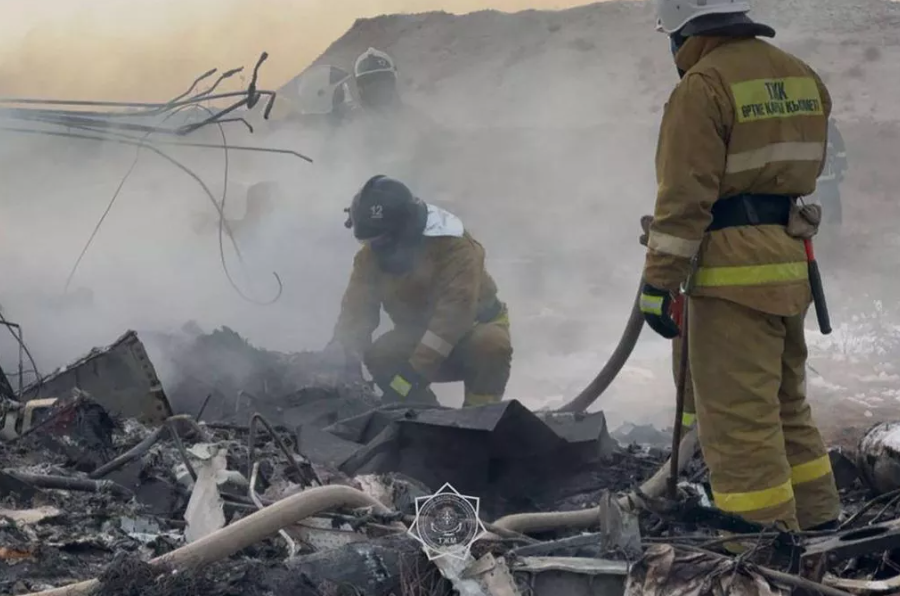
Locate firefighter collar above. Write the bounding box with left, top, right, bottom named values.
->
left=675, top=35, right=734, bottom=73
left=423, top=204, right=464, bottom=238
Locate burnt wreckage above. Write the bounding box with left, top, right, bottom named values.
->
left=1, top=325, right=900, bottom=596
left=0, top=52, right=899, bottom=596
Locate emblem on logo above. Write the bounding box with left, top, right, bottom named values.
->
left=407, top=483, right=487, bottom=561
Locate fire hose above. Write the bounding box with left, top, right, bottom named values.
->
left=556, top=215, right=654, bottom=414
left=493, top=427, right=699, bottom=534
left=493, top=214, right=697, bottom=536
left=527, top=211, right=833, bottom=535
left=555, top=280, right=646, bottom=413
left=20, top=485, right=398, bottom=596
left=20, top=217, right=703, bottom=596
left=18, top=272, right=690, bottom=594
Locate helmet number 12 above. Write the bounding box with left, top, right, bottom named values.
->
left=370, top=205, right=383, bottom=219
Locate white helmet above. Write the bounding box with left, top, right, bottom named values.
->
left=354, top=47, right=397, bottom=79
left=655, top=0, right=751, bottom=35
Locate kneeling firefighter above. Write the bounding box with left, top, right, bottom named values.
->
left=327, top=175, right=512, bottom=407
left=640, top=0, right=841, bottom=531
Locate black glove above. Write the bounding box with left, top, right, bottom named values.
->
left=379, top=362, right=429, bottom=403
left=639, top=283, right=681, bottom=339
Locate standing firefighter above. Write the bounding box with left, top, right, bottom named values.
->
left=327, top=175, right=512, bottom=407
left=640, top=215, right=697, bottom=433
left=640, top=0, right=841, bottom=531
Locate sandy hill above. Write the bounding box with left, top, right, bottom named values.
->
left=278, top=0, right=900, bottom=250
left=281, top=0, right=900, bottom=128
left=3, top=1, right=896, bottom=425
left=272, top=0, right=900, bottom=418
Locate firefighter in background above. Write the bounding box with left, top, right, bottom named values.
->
left=326, top=175, right=512, bottom=407
left=352, top=47, right=438, bottom=133
left=348, top=48, right=450, bottom=205
left=813, top=119, right=848, bottom=227
left=640, top=0, right=841, bottom=531
left=354, top=47, right=403, bottom=111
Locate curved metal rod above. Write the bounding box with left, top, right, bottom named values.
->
left=246, top=52, right=269, bottom=110
left=0, top=98, right=167, bottom=108
left=88, top=426, right=165, bottom=479
left=192, top=68, right=243, bottom=101
left=176, top=98, right=248, bottom=135
left=167, top=68, right=218, bottom=105
left=1, top=105, right=255, bottom=137
left=189, top=102, right=287, bottom=305
left=62, top=103, right=242, bottom=294
left=63, top=142, right=143, bottom=293
left=3, top=111, right=192, bottom=136
left=248, top=412, right=319, bottom=487
left=1, top=125, right=283, bottom=304
left=18, top=120, right=309, bottom=161
left=0, top=89, right=276, bottom=115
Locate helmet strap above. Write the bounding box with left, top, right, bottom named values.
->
left=669, top=32, right=688, bottom=78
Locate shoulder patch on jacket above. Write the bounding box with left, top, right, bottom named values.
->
left=423, top=204, right=464, bottom=238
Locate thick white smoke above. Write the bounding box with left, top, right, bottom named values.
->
left=0, top=0, right=898, bottom=434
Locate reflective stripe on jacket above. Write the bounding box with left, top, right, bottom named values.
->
left=644, top=36, right=832, bottom=316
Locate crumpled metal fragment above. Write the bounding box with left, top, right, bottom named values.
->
left=625, top=544, right=789, bottom=596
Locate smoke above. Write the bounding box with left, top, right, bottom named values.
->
left=0, top=0, right=890, bottom=430
left=0, top=0, right=609, bottom=100
left=0, top=0, right=669, bottom=424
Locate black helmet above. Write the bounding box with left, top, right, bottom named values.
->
left=345, top=175, right=427, bottom=245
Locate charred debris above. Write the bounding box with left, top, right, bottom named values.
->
left=0, top=326, right=898, bottom=596
left=0, top=54, right=898, bottom=596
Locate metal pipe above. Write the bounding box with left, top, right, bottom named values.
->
left=248, top=412, right=319, bottom=487
left=89, top=414, right=206, bottom=480
left=3, top=471, right=132, bottom=498
left=88, top=427, right=166, bottom=479
left=491, top=427, right=699, bottom=534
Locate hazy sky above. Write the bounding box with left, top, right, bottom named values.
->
left=0, top=0, right=600, bottom=101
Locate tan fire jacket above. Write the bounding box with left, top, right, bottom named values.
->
left=333, top=206, right=501, bottom=380
left=644, top=36, right=832, bottom=316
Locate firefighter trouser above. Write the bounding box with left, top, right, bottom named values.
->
left=364, top=316, right=512, bottom=407
left=672, top=333, right=695, bottom=434
left=689, top=296, right=840, bottom=530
